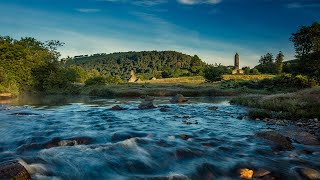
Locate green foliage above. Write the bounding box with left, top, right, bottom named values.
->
left=283, top=59, right=299, bottom=74
left=255, top=53, right=277, bottom=74
left=222, top=74, right=317, bottom=91
left=250, top=68, right=261, bottom=75
left=85, top=76, right=107, bottom=86
left=290, top=22, right=320, bottom=57
left=290, top=22, right=320, bottom=82
left=65, top=51, right=205, bottom=80
left=67, top=65, right=88, bottom=83
left=242, top=67, right=251, bottom=75
left=190, top=55, right=205, bottom=75
left=231, top=87, right=320, bottom=120
left=203, top=65, right=227, bottom=82
left=255, top=52, right=285, bottom=75
left=275, top=51, right=284, bottom=74
left=0, top=35, right=63, bottom=93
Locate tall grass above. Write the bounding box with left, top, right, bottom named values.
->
left=231, top=87, right=320, bottom=120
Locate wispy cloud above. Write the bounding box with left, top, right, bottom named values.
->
left=177, top=0, right=221, bottom=5
left=97, top=0, right=167, bottom=6
left=133, top=0, right=167, bottom=6
left=286, top=2, right=320, bottom=9
left=75, top=8, right=101, bottom=13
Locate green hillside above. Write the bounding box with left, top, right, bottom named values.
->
left=64, top=51, right=206, bottom=80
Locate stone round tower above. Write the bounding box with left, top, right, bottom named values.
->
left=234, top=53, right=240, bottom=70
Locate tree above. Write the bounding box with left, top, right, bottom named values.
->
left=290, top=22, right=320, bottom=58
left=290, top=22, right=320, bottom=81
left=256, top=53, right=276, bottom=74
left=275, top=51, right=284, bottom=74
left=204, top=65, right=227, bottom=82
left=250, top=68, right=260, bottom=75
left=242, top=67, right=251, bottom=75
left=190, top=55, right=204, bottom=75
left=259, top=53, right=274, bottom=64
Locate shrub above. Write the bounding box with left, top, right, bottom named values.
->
left=204, top=65, right=226, bottom=82
left=85, top=76, right=107, bottom=86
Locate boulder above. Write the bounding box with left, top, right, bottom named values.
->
left=0, top=160, right=31, bottom=180
left=160, top=107, right=170, bottom=112
left=111, top=105, right=126, bottom=111
left=44, top=137, right=93, bottom=148
left=256, top=131, right=294, bottom=151
left=253, top=168, right=271, bottom=178
left=138, top=100, right=155, bottom=109
left=280, top=130, right=320, bottom=145
left=295, top=167, right=320, bottom=180
left=170, top=94, right=188, bottom=103
left=208, top=106, right=218, bottom=111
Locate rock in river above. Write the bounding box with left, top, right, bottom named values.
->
left=160, top=107, right=170, bottom=112
left=280, top=130, right=320, bottom=145
left=295, top=167, right=320, bottom=180
left=111, top=105, right=126, bottom=111
left=256, top=131, right=294, bottom=151
left=170, top=94, right=188, bottom=103
left=208, top=106, right=218, bottom=111
left=138, top=100, right=155, bottom=109
left=0, top=160, right=31, bottom=180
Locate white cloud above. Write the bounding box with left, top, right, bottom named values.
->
left=75, top=8, right=101, bottom=13
left=177, top=0, right=221, bottom=5
left=286, top=2, right=320, bottom=9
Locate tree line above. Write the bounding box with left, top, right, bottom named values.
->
left=0, top=22, right=319, bottom=95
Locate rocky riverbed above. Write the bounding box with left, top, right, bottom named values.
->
left=0, top=96, right=319, bottom=179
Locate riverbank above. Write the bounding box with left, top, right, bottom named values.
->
left=230, top=86, right=320, bottom=137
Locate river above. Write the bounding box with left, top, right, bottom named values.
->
left=0, top=96, right=319, bottom=179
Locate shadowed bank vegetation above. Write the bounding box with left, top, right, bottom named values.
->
left=231, top=87, right=320, bottom=120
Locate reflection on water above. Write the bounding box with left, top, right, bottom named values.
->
left=0, top=95, right=319, bottom=179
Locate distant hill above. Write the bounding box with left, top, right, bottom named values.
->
left=64, top=51, right=206, bottom=80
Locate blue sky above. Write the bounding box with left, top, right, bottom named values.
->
left=0, top=0, right=319, bottom=67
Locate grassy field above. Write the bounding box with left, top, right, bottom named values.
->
left=139, top=76, right=206, bottom=84
left=135, top=75, right=275, bottom=84
left=222, top=74, right=275, bottom=81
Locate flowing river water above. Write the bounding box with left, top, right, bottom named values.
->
left=0, top=96, right=319, bottom=179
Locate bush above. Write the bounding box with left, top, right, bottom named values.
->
left=204, top=65, right=227, bottom=82
left=85, top=76, right=107, bottom=86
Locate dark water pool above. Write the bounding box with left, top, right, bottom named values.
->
left=0, top=96, right=319, bottom=179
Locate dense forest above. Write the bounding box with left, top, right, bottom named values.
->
left=64, top=51, right=206, bottom=80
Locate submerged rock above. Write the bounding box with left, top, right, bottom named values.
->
left=138, top=100, right=156, bottom=109
left=175, top=148, right=201, bottom=160
left=208, top=106, right=218, bottom=111
left=280, top=130, right=320, bottom=145
left=0, top=160, right=31, bottom=180
left=253, top=168, right=271, bottom=178
left=295, top=167, right=320, bottom=180
left=179, top=134, right=192, bottom=140
left=11, top=112, right=39, bottom=116
left=170, top=94, right=188, bottom=103
left=191, top=163, right=218, bottom=180
left=111, top=105, right=126, bottom=111
left=256, top=131, right=294, bottom=151
left=159, top=107, right=170, bottom=112
left=44, top=137, right=93, bottom=149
